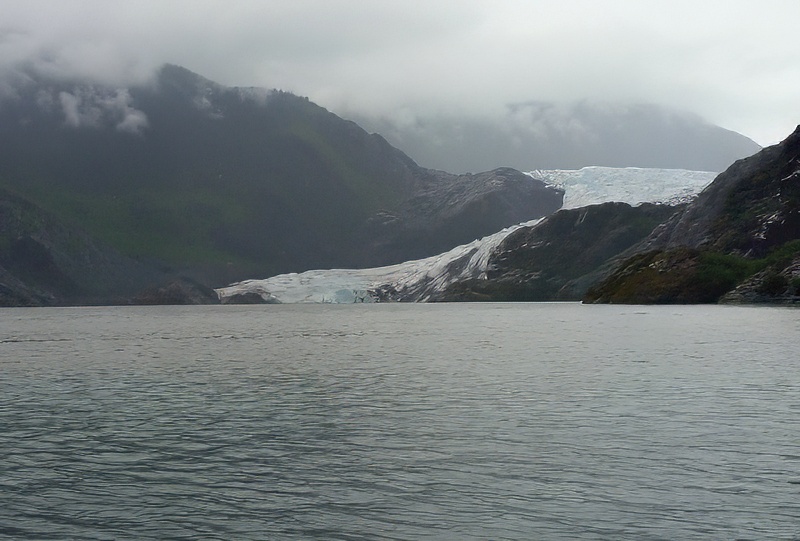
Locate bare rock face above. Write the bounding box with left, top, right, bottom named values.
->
left=0, top=266, right=55, bottom=307
left=585, top=125, right=800, bottom=304
left=720, top=254, right=800, bottom=304
left=641, top=126, right=800, bottom=256
left=359, top=167, right=563, bottom=266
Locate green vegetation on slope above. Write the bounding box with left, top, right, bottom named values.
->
left=0, top=68, right=419, bottom=282
left=584, top=241, right=800, bottom=304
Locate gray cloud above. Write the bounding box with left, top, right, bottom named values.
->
left=58, top=91, right=85, bottom=127
left=1, top=0, right=799, bottom=144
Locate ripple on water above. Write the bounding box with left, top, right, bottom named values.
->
left=1, top=304, right=799, bottom=540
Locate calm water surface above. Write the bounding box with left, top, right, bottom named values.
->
left=1, top=303, right=799, bottom=540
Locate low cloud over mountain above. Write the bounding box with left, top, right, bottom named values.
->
left=353, top=101, right=761, bottom=173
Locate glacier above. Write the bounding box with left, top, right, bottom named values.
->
left=531, top=166, right=718, bottom=210
left=216, top=167, right=718, bottom=304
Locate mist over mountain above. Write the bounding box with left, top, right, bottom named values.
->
left=0, top=62, right=784, bottom=306
left=352, top=101, right=761, bottom=174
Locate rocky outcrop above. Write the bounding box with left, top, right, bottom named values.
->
left=637, top=127, right=800, bottom=256
left=360, top=167, right=563, bottom=265
left=720, top=253, right=800, bottom=304
left=585, top=125, right=800, bottom=304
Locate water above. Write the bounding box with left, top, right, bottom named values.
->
left=1, top=303, right=798, bottom=540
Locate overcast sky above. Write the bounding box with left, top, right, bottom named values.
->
left=2, top=0, right=798, bottom=145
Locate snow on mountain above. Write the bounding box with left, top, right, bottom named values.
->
left=216, top=167, right=718, bottom=304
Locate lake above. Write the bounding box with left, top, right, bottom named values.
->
left=1, top=303, right=798, bottom=540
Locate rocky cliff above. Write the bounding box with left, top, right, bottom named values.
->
left=585, top=126, right=800, bottom=304
left=359, top=167, right=562, bottom=264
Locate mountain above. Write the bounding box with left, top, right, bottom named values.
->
left=585, top=126, right=800, bottom=304
left=0, top=65, right=562, bottom=287
left=216, top=167, right=714, bottom=304
left=352, top=101, right=761, bottom=174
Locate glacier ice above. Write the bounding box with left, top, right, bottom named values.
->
left=529, top=166, right=717, bottom=209
left=218, top=218, right=539, bottom=304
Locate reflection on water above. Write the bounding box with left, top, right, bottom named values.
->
left=1, top=304, right=799, bottom=540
